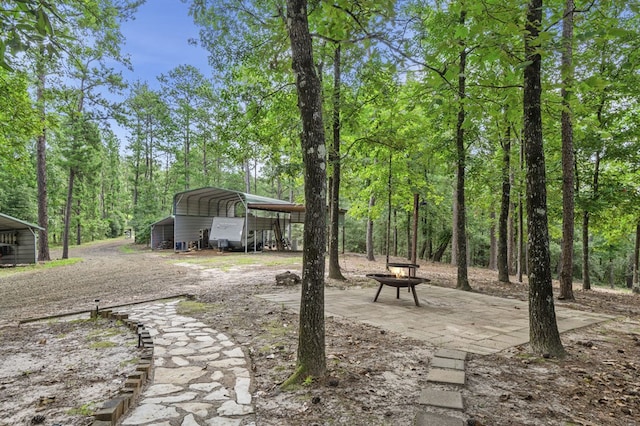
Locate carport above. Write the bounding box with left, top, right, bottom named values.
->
left=160, top=187, right=307, bottom=252
left=150, top=216, right=175, bottom=250
left=0, top=213, right=43, bottom=265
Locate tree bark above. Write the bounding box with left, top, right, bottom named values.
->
left=517, top=137, right=525, bottom=282
left=559, top=0, right=575, bottom=300
left=498, top=125, right=511, bottom=283
left=507, top=169, right=516, bottom=274
left=455, top=9, right=471, bottom=291
left=35, top=50, right=50, bottom=262
left=366, top=195, right=375, bottom=261
left=582, top=210, right=591, bottom=290
left=244, top=160, right=251, bottom=193
left=489, top=210, right=497, bottom=270
left=633, top=221, right=639, bottom=294
left=328, top=44, right=345, bottom=280
left=284, top=0, right=326, bottom=384
left=451, top=185, right=458, bottom=266
left=412, top=193, right=419, bottom=267
left=523, top=0, right=565, bottom=357
left=62, top=169, right=76, bottom=260
left=406, top=211, right=411, bottom=260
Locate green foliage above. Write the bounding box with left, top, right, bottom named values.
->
left=1, top=0, right=639, bottom=288
left=0, top=258, right=83, bottom=279
left=66, top=402, right=96, bottom=416
left=0, top=0, right=60, bottom=71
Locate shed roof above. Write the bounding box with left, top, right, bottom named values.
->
left=0, top=213, right=43, bottom=231
left=151, top=216, right=175, bottom=227
left=174, top=187, right=293, bottom=207
left=173, top=187, right=299, bottom=217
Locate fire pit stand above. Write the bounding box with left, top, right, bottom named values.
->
left=366, top=273, right=429, bottom=307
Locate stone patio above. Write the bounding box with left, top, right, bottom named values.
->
left=257, top=284, right=614, bottom=355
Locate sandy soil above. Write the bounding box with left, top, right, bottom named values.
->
left=0, top=239, right=638, bottom=425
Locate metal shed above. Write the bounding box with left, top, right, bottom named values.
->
left=155, top=187, right=306, bottom=251
left=0, top=213, right=43, bottom=265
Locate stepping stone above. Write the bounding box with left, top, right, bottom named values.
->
left=418, top=388, right=464, bottom=410
left=431, top=356, right=465, bottom=370
left=435, top=349, right=467, bottom=360
left=415, top=411, right=465, bottom=426
left=426, top=368, right=466, bottom=385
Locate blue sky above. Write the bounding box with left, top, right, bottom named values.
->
left=118, top=0, right=211, bottom=88
left=109, top=0, right=212, bottom=147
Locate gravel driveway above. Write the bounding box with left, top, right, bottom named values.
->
left=0, top=239, right=200, bottom=326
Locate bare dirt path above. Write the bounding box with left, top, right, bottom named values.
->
left=0, top=239, right=200, bottom=325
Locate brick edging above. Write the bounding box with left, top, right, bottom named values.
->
left=89, top=310, right=154, bottom=426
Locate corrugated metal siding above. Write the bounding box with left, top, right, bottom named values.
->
left=0, top=229, right=37, bottom=264
left=174, top=215, right=214, bottom=250
left=151, top=224, right=174, bottom=250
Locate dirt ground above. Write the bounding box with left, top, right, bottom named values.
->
left=0, top=239, right=639, bottom=425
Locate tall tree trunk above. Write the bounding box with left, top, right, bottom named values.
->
left=455, top=9, right=471, bottom=291
left=489, top=210, right=497, bottom=270
left=523, top=0, right=565, bottom=357
left=633, top=221, right=639, bottom=294
left=244, top=160, right=251, bottom=193
left=582, top=149, right=601, bottom=291
left=36, top=54, right=50, bottom=262
left=498, top=125, right=511, bottom=283
left=517, top=133, right=525, bottom=282
left=284, top=0, right=326, bottom=384
left=328, top=44, right=345, bottom=280
left=559, top=0, right=575, bottom=300
left=582, top=210, right=591, bottom=290
left=508, top=168, right=516, bottom=274
left=76, top=197, right=81, bottom=246
left=412, top=193, right=419, bottom=267
left=406, top=211, right=411, bottom=260
left=393, top=211, right=398, bottom=257
left=62, top=169, right=76, bottom=260
left=451, top=185, right=458, bottom=266
left=366, top=195, right=375, bottom=261
left=609, top=256, right=615, bottom=288
left=386, top=152, right=392, bottom=266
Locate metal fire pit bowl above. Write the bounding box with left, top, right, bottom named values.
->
left=366, top=273, right=430, bottom=307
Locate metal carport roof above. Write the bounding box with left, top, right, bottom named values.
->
left=0, top=213, right=43, bottom=231
left=173, top=187, right=298, bottom=217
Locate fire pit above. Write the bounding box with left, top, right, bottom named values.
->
left=366, top=273, right=429, bottom=307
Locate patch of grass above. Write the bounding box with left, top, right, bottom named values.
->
left=118, top=244, right=137, bottom=254
left=265, top=320, right=291, bottom=337
left=120, top=357, right=139, bottom=367
left=86, top=327, right=121, bottom=340
left=0, top=257, right=83, bottom=279
left=67, top=402, right=96, bottom=416
left=175, top=253, right=301, bottom=270
left=89, top=341, right=117, bottom=349
left=177, top=300, right=212, bottom=315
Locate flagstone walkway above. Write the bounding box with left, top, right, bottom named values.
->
left=115, top=300, right=256, bottom=426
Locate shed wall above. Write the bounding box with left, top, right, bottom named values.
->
left=151, top=224, right=174, bottom=250
left=0, top=229, right=37, bottom=265
left=174, top=215, right=213, bottom=249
